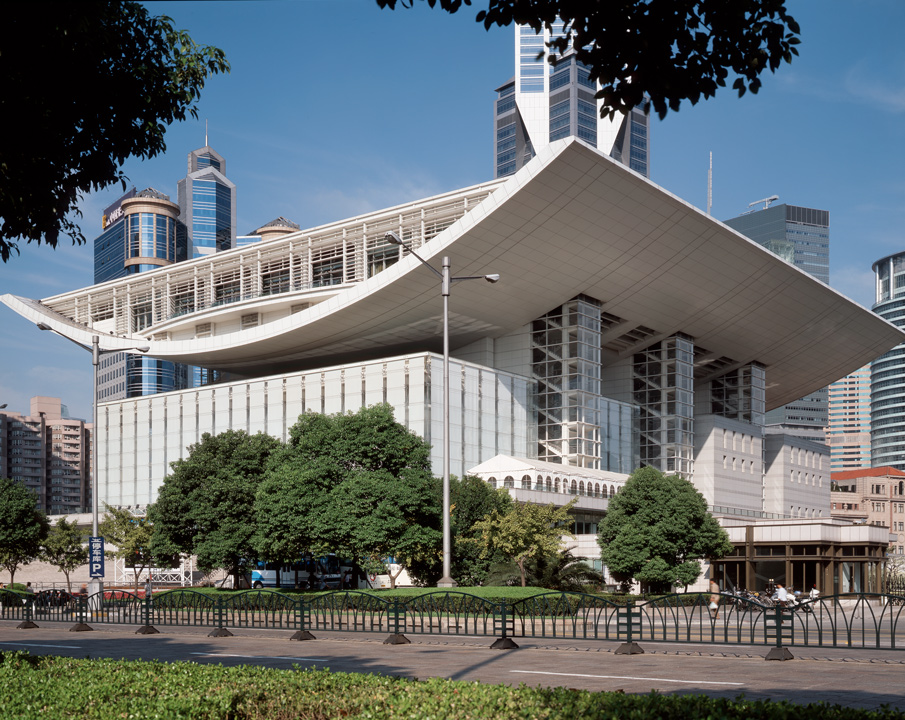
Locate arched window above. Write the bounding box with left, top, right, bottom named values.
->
left=537, top=475, right=544, bottom=491
left=554, top=478, right=560, bottom=493
left=579, top=481, right=585, bottom=496
left=602, top=485, right=608, bottom=498
left=488, top=477, right=497, bottom=488
left=570, top=480, right=577, bottom=495
left=504, top=475, right=515, bottom=489
left=546, top=476, right=552, bottom=492
left=522, top=474, right=531, bottom=490
left=611, top=484, right=616, bottom=496
left=594, top=482, right=600, bottom=498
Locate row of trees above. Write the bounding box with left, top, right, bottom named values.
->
left=149, top=404, right=593, bottom=589
left=0, top=477, right=87, bottom=590
left=1, top=404, right=732, bottom=593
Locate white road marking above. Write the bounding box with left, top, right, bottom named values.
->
left=511, top=670, right=744, bottom=686
left=0, top=642, right=82, bottom=649
left=190, top=652, right=328, bottom=662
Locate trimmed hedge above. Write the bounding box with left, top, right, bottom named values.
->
left=2, top=651, right=903, bottom=720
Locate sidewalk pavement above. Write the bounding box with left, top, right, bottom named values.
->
left=1, top=620, right=903, bottom=711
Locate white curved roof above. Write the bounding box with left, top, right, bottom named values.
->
left=4, top=138, right=902, bottom=409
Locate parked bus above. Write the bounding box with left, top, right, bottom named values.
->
left=250, top=554, right=342, bottom=589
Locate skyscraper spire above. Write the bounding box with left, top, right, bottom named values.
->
left=205, top=119, right=208, bottom=147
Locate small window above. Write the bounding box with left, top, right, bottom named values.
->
left=195, top=322, right=213, bottom=339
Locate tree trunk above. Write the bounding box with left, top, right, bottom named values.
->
left=389, top=566, right=402, bottom=590
left=518, top=559, right=526, bottom=587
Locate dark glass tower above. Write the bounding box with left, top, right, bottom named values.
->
left=177, top=146, right=237, bottom=258
left=92, top=188, right=190, bottom=402
left=725, top=203, right=830, bottom=440
left=871, top=253, right=905, bottom=470
left=494, top=24, right=650, bottom=179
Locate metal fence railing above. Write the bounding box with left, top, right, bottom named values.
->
left=4, top=589, right=904, bottom=657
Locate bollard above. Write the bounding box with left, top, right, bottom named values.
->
left=290, top=595, right=315, bottom=641
left=490, top=601, right=519, bottom=649
left=614, top=600, right=643, bottom=655
left=384, top=599, right=410, bottom=645
left=69, top=592, right=92, bottom=632
left=136, top=588, right=159, bottom=635
left=17, top=594, right=39, bottom=630
left=208, top=595, right=233, bottom=637
left=764, top=604, right=794, bottom=660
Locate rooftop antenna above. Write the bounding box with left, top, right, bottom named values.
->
left=741, top=194, right=779, bottom=215
left=205, top=119, right=208, bottom=147
left=707, top=152, right=712, bottom=216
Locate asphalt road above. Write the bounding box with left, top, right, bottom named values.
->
left=1, top=620, right=903, bottom=711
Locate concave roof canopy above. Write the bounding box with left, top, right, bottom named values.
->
left=4, top=139, right=902, bottom=411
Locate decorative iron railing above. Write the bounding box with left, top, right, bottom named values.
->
left=5, top=589, right=905, bottom=657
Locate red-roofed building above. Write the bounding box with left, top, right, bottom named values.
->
left=831, top=467, right=905, bottom=555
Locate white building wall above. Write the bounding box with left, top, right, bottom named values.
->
left=763, top=433, right=830, bottom=518
left=693, top=414, right=764, bottom=514
left=96, top=353, right=533, bottom=508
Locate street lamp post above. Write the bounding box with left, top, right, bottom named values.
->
left=37, top=323, right=149, bottom=596
left=384, top=231, right=499, bottom=587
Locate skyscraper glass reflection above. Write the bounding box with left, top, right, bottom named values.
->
left=494, top=22, right=650, bottom=179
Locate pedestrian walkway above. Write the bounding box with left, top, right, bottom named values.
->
left=1, top=621, right=902, bottom=711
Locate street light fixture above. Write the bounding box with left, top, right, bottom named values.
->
left=384, top=231, right=499, bottom=587
left=37, top=322, right=149, bottom=596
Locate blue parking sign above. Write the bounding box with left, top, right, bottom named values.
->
left=89, top=536, right=105, bottom=578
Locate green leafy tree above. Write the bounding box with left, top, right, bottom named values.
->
left=326, top=468, right=441, bottom=589
left=254, top=405, right=441, bottom=587
left=378, top=0, right=800, bottom=119
left=0, top=477, right=49, bottom=585
left=405, top=475, right=513, bottom=586
left=99, top=504, right=154, bottom=593
left=0, top=2, right=229, bottom=262
left=597, top=466, right=733, bottom=593
left=473, top=498, right=576, bottom=587
left=451, top=475, right=512, bottom=586
left=39, top=517, right=88, bottom=594
left=149, top=429, right=282, bottom=586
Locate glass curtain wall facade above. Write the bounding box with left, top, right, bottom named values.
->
left=95, top=353, right=533, bottom=507
left=494, top=23, right=650, bottom=179
left=532, top=295, right=638, bottom=473
left=177, top=146, right=237, bottom=258
left=709, top=364, right=766, bottom=426
left=871, top=253, right=905, bottom=469
left=92, top=189, right=190, bottom=403
left=633, top=334, right=695, bottom=474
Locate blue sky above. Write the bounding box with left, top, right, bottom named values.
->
left=1, top=0, right=903, bottom=422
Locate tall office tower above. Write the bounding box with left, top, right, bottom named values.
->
left=826, top=365, right=872, bottom=472
left=93, top=189, right=190, bottom=402
left=871, top=252, right=905, bottom=470
left=725, top=203, right=830, bottom=440
left=493, top=23, right=650, bottom=179
left=0, top=397, right=91, bottom=514
left=177, top=145, right=237, bottom=258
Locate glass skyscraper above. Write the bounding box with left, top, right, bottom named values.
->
left=725, top=204, right=830, bottom=440
left=494, top=22, right=650, bottom=179
left=93, top=189, right=191, bottom=402
left=871, top=253, right=905, bottom=470
left=177, top=145, right=237, bottom=258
